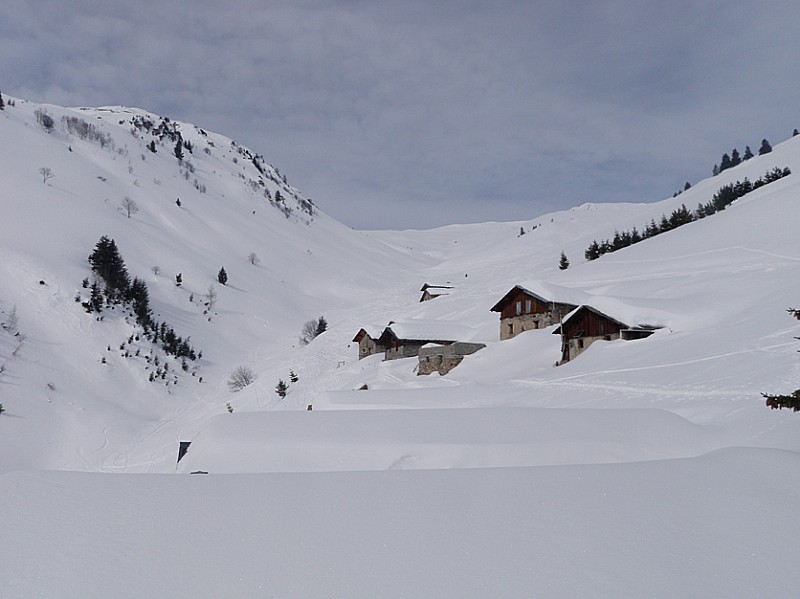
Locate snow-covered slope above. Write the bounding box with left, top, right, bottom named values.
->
left=2, top=95, right=799, bottom=598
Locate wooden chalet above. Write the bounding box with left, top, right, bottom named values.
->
left=553, top=305, right=659, bottom=364
left=490, top=285, right=576, bottom=340
left=352, top=328, right=386, bottom=360
left=419, top=283, right=453, bottom=302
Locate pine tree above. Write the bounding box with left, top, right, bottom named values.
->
left=89, top=282, right=104, bottom=312
left=794, top=129, right=799, bottom=137
left=217, top=267, right=228, bottom=285
left=275, top=379, right=288, bottom=399
left=719, top=153, right=732, bottom=172
left=730, top=148, right=741, bottom=166
left=558, top=251, right=569, bottom=270
left=712, top=164, right=719, bottom=176
left=89, top=236, right=130, bottom=296
left=758, top=139, right=772, bottom=155
left=174, top=138, right=184, bottom=161
left=290, top=370, right=299, bottom=383
left=684, top=181, right=691, bottom=191
left=0, top=91, right=5, bottom=111
left=762, top=308, right=800, bottom=411
left=127, top=277, right=151, bottom=327
left=584, top=240, right=600, bottom=261
left=743, top=146, right=754, bottom=160
left=148, top=140, right=157, bottom=153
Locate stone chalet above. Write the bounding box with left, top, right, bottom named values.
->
left=352, top=328, right=386, bottom=360
left=378, top=323, right=457, bottom=361
left=419, top=283, right=453, bottom=302
left=417, top=342, right=485, bottom=376
left=490, top=285, right=577, bottom=340
left=553, top=305, right=660, bottom=364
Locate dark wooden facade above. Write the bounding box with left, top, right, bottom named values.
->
left=553, top=306, right=627, bottom=363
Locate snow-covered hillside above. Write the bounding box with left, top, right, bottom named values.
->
left=2, top=95, right=799, bottom=598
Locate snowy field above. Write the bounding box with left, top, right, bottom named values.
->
left=1, top=96, right=799, bottom=597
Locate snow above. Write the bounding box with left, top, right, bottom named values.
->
left=1, top=94, right=799, bottom=597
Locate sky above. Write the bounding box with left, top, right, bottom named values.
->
left=2, top=1, right=799, bottom=230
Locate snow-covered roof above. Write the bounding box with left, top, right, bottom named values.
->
left=382, top=320, right=479, bottom=343
left=490, top=281, right=587, bottom=312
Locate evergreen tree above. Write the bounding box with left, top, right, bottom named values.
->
left=0, top=91, right=4, bottom=110
left=127, top=277, right=151, bottom=327
left=174, top=138, right=184, bottom=161
left=762, top=308, right=800, bottom=411
left=148, top=140, right=157, bottom=153
left=684, top=181, right=691, bottom=191
left=719, top=153, right=732, bottom=172
left=794, top=129, right=799, bottom=137
left=730, top=148, right=741, bottom=166
left=175, top=273, right=182, bottom=287
left=89, top=236, right=130, bottom=296
left=669, top=204, right=694, bottom=228
left=758, top=138, right=772, bottom=155
left=290, top=370, right=299, bottom=383
left=217, top=267, right=228, bottom=285
left=584, top=240, right=600, bottom=261
left=89, top=282, right=104, bottom=312
left=558, top=251, right=569, bottom=270
left=743, top=145, right=754, bottom=160
left=712, top=164, right=719, bottom=176
left=275, top=379, right=288, bottom=399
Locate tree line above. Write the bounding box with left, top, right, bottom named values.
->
left=585, top=167, right=791, bottom=261
left=86, top=236, right=198, bottom=361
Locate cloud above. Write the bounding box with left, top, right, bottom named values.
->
left=2, top=1, right=799, bottom=229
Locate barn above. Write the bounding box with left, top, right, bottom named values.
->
left=553, top=305, right=660, bottom=364
left=419, top=283, right=453, bottom=302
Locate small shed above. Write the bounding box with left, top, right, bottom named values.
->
left=490, top=285, right=576, bottom=340
left=352, top=328, right=385, bottom=360
left=417, top=342, right=486, bottom=375
left=419, top=283, right=453, bottom=302
left=553, top=305, right=659, bottom=364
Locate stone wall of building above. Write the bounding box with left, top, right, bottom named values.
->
left=418, top=342, right=486, bottom=375
left=500, top=311, right=562, bottom=340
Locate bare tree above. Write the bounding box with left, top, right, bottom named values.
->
left=39, top=167, right=54, bottom=184
left=247, top=252, right=260, bottom=265
left=205, top=284, right=218, bottom=311
left=228, top=366, right=256, bottom=391
left=121, top=197, right=139, bottom=218
left=300, top=316, right=326, bottom=344
left=151, top=265, right=161, bottom=276
left=34, top=109, right=54, bottom=132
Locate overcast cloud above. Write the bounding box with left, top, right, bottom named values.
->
left=2, top=1, right=799, bottom=229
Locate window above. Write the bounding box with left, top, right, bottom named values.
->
left=515, top=301, right=522, bottom=315
left=525, top=299, right=532, bottom=313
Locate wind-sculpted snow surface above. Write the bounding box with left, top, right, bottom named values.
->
left=177, top=407, right=721, bottom=473
left=2, top=95, right=800, bottom=596
left=3, top=448, right=800, bottom=598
